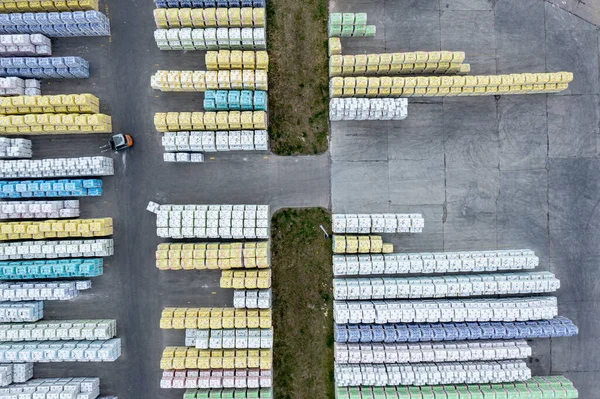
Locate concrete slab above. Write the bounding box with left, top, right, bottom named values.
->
left=388, top=160, right=445, bottom=205
left=444, top=167, right=499, bottom=244
left=385, top=8, right=442, bottom=51
left=440, top=10, right=497, bottom=73
left=331, top=160, right=389, bottom=212
left=442, top=97, right=499, bottom=170
left=548, top=95, right=600, bottom=158
left=384, top=204, right=445, bottom=252
left=546, top=30, right=600, bottom=95
left=495, top=0, right=547, bottom=72
left=549, top=158, right=600, bottom=231
left=550, top=256, right=600, bottom=303
left=545, top=0, right=600, bottom=28
left=552, top=301, right=600, bottom=373
left=331, top=122, right=389, bottom=161
left=441, top=0, right=494, bottom=11
left=498, top=95, right=548, bottom=170
left=387, top=103, right=444, bottom=167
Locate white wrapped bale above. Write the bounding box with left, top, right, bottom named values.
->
left=0, top=157, right=114, bottom=178
left=0, top=239, right=113, bottom=260
left=332, top=249, right=539, bottom=276
left=330, top=98, right=408, bottom=121
left=154, top=204, right=269, bottom=239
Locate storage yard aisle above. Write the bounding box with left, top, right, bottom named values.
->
left=29, top=0, right=330, bottom=397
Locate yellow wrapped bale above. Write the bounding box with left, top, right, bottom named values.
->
left=0, top=218, right=112, bottom=240
left=154, top=7, right=265, bottom=28
left=1, top=0, right=98, bottom=12
left=329, top=72, right=574, bottom=97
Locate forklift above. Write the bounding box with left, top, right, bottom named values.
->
left=101, top=134, right=134, bottom=153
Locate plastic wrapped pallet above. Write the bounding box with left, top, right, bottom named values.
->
left=333, top=376, right=579, bottom=399
left=0, top=1, right=100, bottom=12
left=0, top=157, right=113, bottom=178
left=154, top=0, right=266, bottom=7
left=333, top=272, right=560, bottom=300
left=233, top=289, right=271, bottom=309
left=0, top=78, right=40, bottom=97
left=0, top=239, right=113, bottom=261
left=0, top=363, right=33, bottom=386
left=333, top=317, right=579, bottom=343
left=334, top=340, right=531, bottom=364
left=160, top=307, right=272, bottom=330
left=0, top=218, right=113, bottom=241
left=154, top=28, right=265, bottom=50
left=156, top=241, right=269, bottom=270
left=0, top=12, right=110, bottom=37
left=328, top=13, right=376, bottom=38
left=0, top=57, right=90, bottom=79
left=0, top=378, right=101, bottom=398
left=332, top=235, right=393, bottom=255
left=155, top=111, right=266, bottom=132
left=154, top=204, right=269, bottom=239
left=329, top=72, right=574, bottom=98
left=0, top=179, right=102, bottom=198
left=0, top=138, right=31, bottom=159
left=0, top=364, right=11, bottom=386
left=162, top=131, right=268, bottom=152
left=0, top=280, right=91, bottom=301
left=183, top=389, right=273, bottom=398
left=203, top=90, right=267, bottom=111
left=163, top=152, right=205, bottom=163
left=0, top=93, right=100, bottom=115
left=160, top=346, right=272, bottom=370
left=219, top=269, right=271, bottom=289
left=333, top=297, right=559, bottom=325
left=332, top=213, right=424, bottom=234
left=162, top=370, right=272, bottom=390
left=0, top=302, right=43, bottom=322
left=154, top=7, right=265, bottom=28
left=0, top=258, right=103, bottom=279
left=187, top=327, right=272, bottom=349
left=1, top=363, right=33, bottom=384
left=329, top=51, right=468, bottom=77
left=330, top=98, right=407, bottom=121
left=205, top=50, right=268, bottom=70
left=328, top=37, right=341, bottom=57
left=151, top=70, right=267, bottom=91
left=0, top=113, right=112, bottom=135
left=0, top=34, right=51, bottom=56
left=0, top=200, right=79, bottom=219
left=0, top=319, right=116, bottom=342
left=0, top=339, right=121, bottom=362
left=335, top=360, right=531, bottom=386
left=332, top=249, right=540, bottom=276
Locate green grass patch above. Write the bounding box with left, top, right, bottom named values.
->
left=267, top=0, right=330, bottom=155
left=271, top=208, right=334, bottom=399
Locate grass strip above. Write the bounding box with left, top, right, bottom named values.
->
left=271, top=208, right=334, bottom=399
left=266, top=0, right=330, bottom=155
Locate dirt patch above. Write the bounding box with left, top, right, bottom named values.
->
left=267, top=0, right=330, bottom=155
left=271, top=208, right=334, bottom=399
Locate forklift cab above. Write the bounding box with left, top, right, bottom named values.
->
left=102, top=134, right=133, bottom=153
left=109, top=134, right=133, bottom=151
